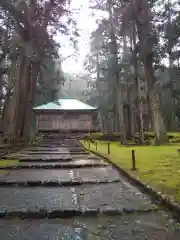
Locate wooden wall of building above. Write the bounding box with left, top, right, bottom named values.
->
left=36, top=112, right=93, bottom=132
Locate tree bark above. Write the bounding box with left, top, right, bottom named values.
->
left=22, top=61, right=40, bottom=141
left=167, top=0, right=176, bottom=131
left=4, top=48, right=29, bottom=144
left=127, top=83, right=134, bottom=138
left=131, top=21, right=144, bottom=143
left=143, top=55, right=168, bottom=144
left=116, top=79, right=127, bottom=144
left=134, top=61, right=144, bottom=143
left=19, top=59, right=32, bottom=142
left=2, top=51, right=17, bottom=137
left=5, top=50, right=24, bottom=142
left=132, top=0, right=168, bottom=144
left=107, top=0, right=127, bottom=144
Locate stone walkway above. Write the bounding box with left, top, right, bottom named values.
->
left=0, top=133, right=179, bottom=239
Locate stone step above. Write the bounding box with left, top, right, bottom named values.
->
left=0, top=167, right=120, bottom=184
left=0, top=213, right=178, bottom=239
left=19, top=158, right=72, bottom=163
left=70, top=152, right=89, bottom=155
left=18, top=159, right=73, bottom=163
left=71, top=155, right=100, bottom=160
left=70, top=148, right=85, bottom=152
left=0, top=183, right=153, bottom=216
left=0, top=187, right=78, bottom=216
left=24, top=147, right=67, bottom=151
left=17, top=151, right=87, bottom=155
left=19, top=151, right=70, bottom=155
left=0, top=161, right=109, bottom=169
left=18, top=158, right=106, bottom=165
left=3, top=155, right=72, bottom=161
left=38, top=144, right=68, bottom=147
left=0, top=179, right=121, bottom=187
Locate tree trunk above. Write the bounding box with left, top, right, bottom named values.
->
left=116, top=79, right=127, bottom=144
left=23, top=61, right=40, bottom=141
left=127, top=83, right=134, bottom=138
left=167, top=0, right=175, bottom=131
left=133, top=0, right=168, bottom=144
left=143, top=55, right=168, bottom=144
left=5, top=51, right=24, bottom=142
left=132, top=21, right=144, bottom=143
left=19, top=60, right=32, bottom=142
left=107, top=1, right=127, bottom=144
left=5, top=48, right=30, bottom=144
left=2, top=52, right=17, bottom=137
left=135, top=67, right=144, bottom=143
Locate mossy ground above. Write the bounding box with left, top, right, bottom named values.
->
left=0, top=160, right=19, bottom=175
left=0, top=170, right=8, bottom=175
left=83, top=133, right=180, bottom=203
left=0, top=160, right=19, bottom=167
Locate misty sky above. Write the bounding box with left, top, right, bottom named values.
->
left=58, top=0, right=180, bottom=73
left=59, top=0, right=106, bottom=73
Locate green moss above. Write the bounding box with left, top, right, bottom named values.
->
left=83, top=139, right=180, bottom=203
left=0, top=160, right=19, bottom=167
left=0, top=170, right=8, bottom=175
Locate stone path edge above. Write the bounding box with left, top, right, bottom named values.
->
left=0, top=179, right=121, bottom=187
left=0, top=163, right=108, bottom=170
left=86, top=148, right=180, bottom=221
left=0, top=207, right=158, bottom=219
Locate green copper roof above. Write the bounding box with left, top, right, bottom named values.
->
left=33, top=98, right=97, bottom=111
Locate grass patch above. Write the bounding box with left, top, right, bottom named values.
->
left=0, top=159, right=19, bottom=167
left=83, top=140, right=180, bottom=203
left=0, top=170, right=8, bottom=175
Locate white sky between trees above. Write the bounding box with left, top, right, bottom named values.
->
left=58, top=0, right=106, bottom=74
left=59, top=0, right=179, bottom=74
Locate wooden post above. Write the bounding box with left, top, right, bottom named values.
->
left=96, top=141, right=98, bottom=150
left=108, top=142, right=110, bottom=154
left=132, top=149, right=136, bottom=170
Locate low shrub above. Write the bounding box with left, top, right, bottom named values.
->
left=83, top=132, right=121, bottom=141
left=83, top=132, right=179, bottom=145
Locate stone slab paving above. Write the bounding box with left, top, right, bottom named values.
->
left=38, top=144, right=69, bottom=148
left=70, top=149, right=85, bottom=153
left=11, top=160, right=109, bottom=168
left=18, top=159, right=106, bottom=165
left=24, top=147, right=69, bottom=151
left=19, top=152, right=71, bottom=155
left=24, top=146, right=70, bottom=151
left=74, top=166, right=121, bottom=182
left=0, top=213, right=180, bottom=239
left=0, top=183, right=153, bottom=213
left=0, top=187, right=77, bottom=212
left=4, top=154, right=72, bottom=161
left=87, top=155, right=102, bottom=159
left=1, top=169, right=75, bottom=182
left=72, top=155, right=101, bottom=160
left=0, top=167, right=120, bottom=184
left=1, top=135, right=180, bottom=239
left=18, top=159, right=73, bottom=163
left=70, top=152, right=89, bottom=155
left=0, top=163, right=109, bottom=170
left=77, top=182, right=153, bottom=212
